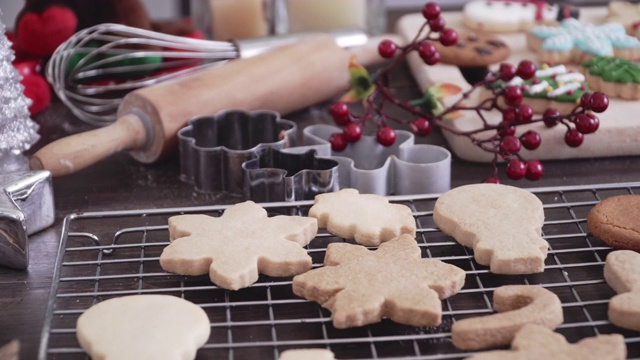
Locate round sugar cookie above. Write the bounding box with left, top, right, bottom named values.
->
left=587, top=194, right=640, bottom=252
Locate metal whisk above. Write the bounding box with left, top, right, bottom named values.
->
left=46, top=23, right=368, bottom=127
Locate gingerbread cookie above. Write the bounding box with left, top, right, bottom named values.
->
left=76, top=295, right=211, bottom=360
left=463, top=0, right=579, bottom=33
left=160, top=201, right=318, bottom=290
left=527, top=18, right=640, bottom=64
left=487, top=63, right=590, bottom=113
left=451, top=285, right=563, bottom=350
left=466, top=324, right=627, bottom=360
left=308, top=188, right=416, bottom=247
left=292, top=235, right=466, bottom=329
left=604, top=250, right=640, bottom=332
left=433, top=184, right=548, bottom=274
left=581, top=56, right=640, bottom=100
left=434, top=31, right=510, bottom=85
left=279, top=349, right=335, bottom=360
left=587, top=194, right=640, bottom=252
left=607, top=1, right=640, bottom=39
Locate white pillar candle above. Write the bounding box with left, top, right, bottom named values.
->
left=209, top=0, right=269, bottom=40
left=285, top=0, right=368, bottom=33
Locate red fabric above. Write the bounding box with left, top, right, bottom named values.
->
left=16, top=5, right=78, bottom=57
left=21, top=74, right=51, bottom=115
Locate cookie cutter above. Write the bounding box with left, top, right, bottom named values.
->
left=242, top=147, right=339, bottom=202
left=178, top=110, right=297, bottom=195
left=290, top=124, right=452, bottom=196
left=0, top=170, right=55, bottom=269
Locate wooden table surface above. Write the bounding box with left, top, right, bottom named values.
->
left=2, top=19, right=640, bottom=359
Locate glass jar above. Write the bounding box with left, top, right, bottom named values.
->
left=190, top=0, right=274, bottom=40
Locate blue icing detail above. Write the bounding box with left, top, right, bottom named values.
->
left=532, top=19, right=640, bottom=56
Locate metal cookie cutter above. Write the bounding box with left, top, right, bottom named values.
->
left=242, top=147, right=339, bottom=202
left=0, top=170, right=55, bottom=269
left=295, top=124, right=452, bottom=195
left=178, top=110, right=297, bottom=195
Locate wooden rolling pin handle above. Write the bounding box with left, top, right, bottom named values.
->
left=29, top=113, right=148, bottom=177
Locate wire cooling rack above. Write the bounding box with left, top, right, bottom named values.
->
left=39, top=182, right=640, bottom=359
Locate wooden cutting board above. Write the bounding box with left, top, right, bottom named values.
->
left=395, top=7, right=640, bottom=162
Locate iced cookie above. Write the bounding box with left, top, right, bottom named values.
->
left=527, top=18, right=640, bottom=64
left=292, top=235, right=466, bottom=329
left=308, top=188, right=416, bottom=246
left=604, top=250, right=640, bottom=331
left=486, top=63, right=590, bottom=113
left=463, top=0, right=578, bottom=33
left=434, top=31, right=510, bottom=85
left=160, top=201, right=318, bottom=290
left=581, top=56, right=640, bottom=100
left=279, top=349, right=335, bottom=360
left=466, top=324, right=626, bottom=360
left=433, top=184, right=548, bottom=274
left=76, top=295, right=211, bottom=360
left=451, top=285, right=563, bottom=350
left=587, top=194, right=640, bottom=251
left=607, top=1, right=640, bottom=39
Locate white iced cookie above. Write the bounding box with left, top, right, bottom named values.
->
left=433, top=183, right=548, bottom=274
left=76, top=295, right=210, bottom=360
left=463, top=0, right=573, bottom=33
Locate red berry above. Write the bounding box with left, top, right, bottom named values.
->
left=498, top=63, right=517, bottom=82
left=343, top=123, right=362, bottom=142
left=417, top=41, right=437, bottom=60
left=422, top=2, right=441, bottom=20
left=574, top=113, right=599, bottom=134
left=502, top=108, right=516, bottom=123
left=378, top=39, right=398, bottom=59
left=329, top=102, right=351, bottom=126
left=329, top=133, right=347, bottom=151
left=376, top=127, right=397, bottom=146
left=516, top=60, right=536, bottom=80
left=579, top=93, right=592, bottom=108
left=506, top=159, right=527, bottom=180
left=515, top=104, right=533, bottom=122
left=429, top=16, right=446, bottom=32
left=564, top=129, right=584, bottom=147
left=503, top=86, right=523, bottom=106
left=500, top=135, right=522, bottom=154
left=483, top=176, right=501, bottom=184
left=497, top=121, right=516, bottom=137
left=520, top=130, right=541, bottom=150
left=589, top=92, right=609, bottom=113
left=525, top=160, right=544, bottom=180
left=410, top=117, right=432, bottom=136
left=423, top=51, right=440, bottom=65
left=439, top=28, right=458, bottom=46
left=543, top=108, right=561, bottom=127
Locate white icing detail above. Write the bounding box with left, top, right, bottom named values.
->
left=555, top=72, right=586, bottom=82
left=547, top=82, right=581, bottom=97
left=527, top=80, right=550, bottom=94
left=535, top=65, right=567, bottom=77
left=463, top=0, right=560, bottom=30
left=507, top=77, right=524, bottom=86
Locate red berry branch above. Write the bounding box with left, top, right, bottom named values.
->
left=328, top=2, right=609, bottom=183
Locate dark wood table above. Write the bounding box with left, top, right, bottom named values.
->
left=2, top=29, right=640, bottom=359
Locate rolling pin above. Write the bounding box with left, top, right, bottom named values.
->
left=30, top=34, right=357, bottom=177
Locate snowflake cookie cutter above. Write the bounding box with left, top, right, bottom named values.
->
left=177, top=110, right=297, bottom=195
left=0, top=170, right=55, bottom=269
left=242, top=147, right=339, bottom=203
left=291, top=124, right=452, bottom=196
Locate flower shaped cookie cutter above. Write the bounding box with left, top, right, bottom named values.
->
left=178, top=110, right=297, bottom=195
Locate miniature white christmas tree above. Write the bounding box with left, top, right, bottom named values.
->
left=0, top=9, right=40, bottom=171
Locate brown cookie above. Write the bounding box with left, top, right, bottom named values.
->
left=435, top=31, right=510, bottom=67
left=587, top=195, right=640, bottom=252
